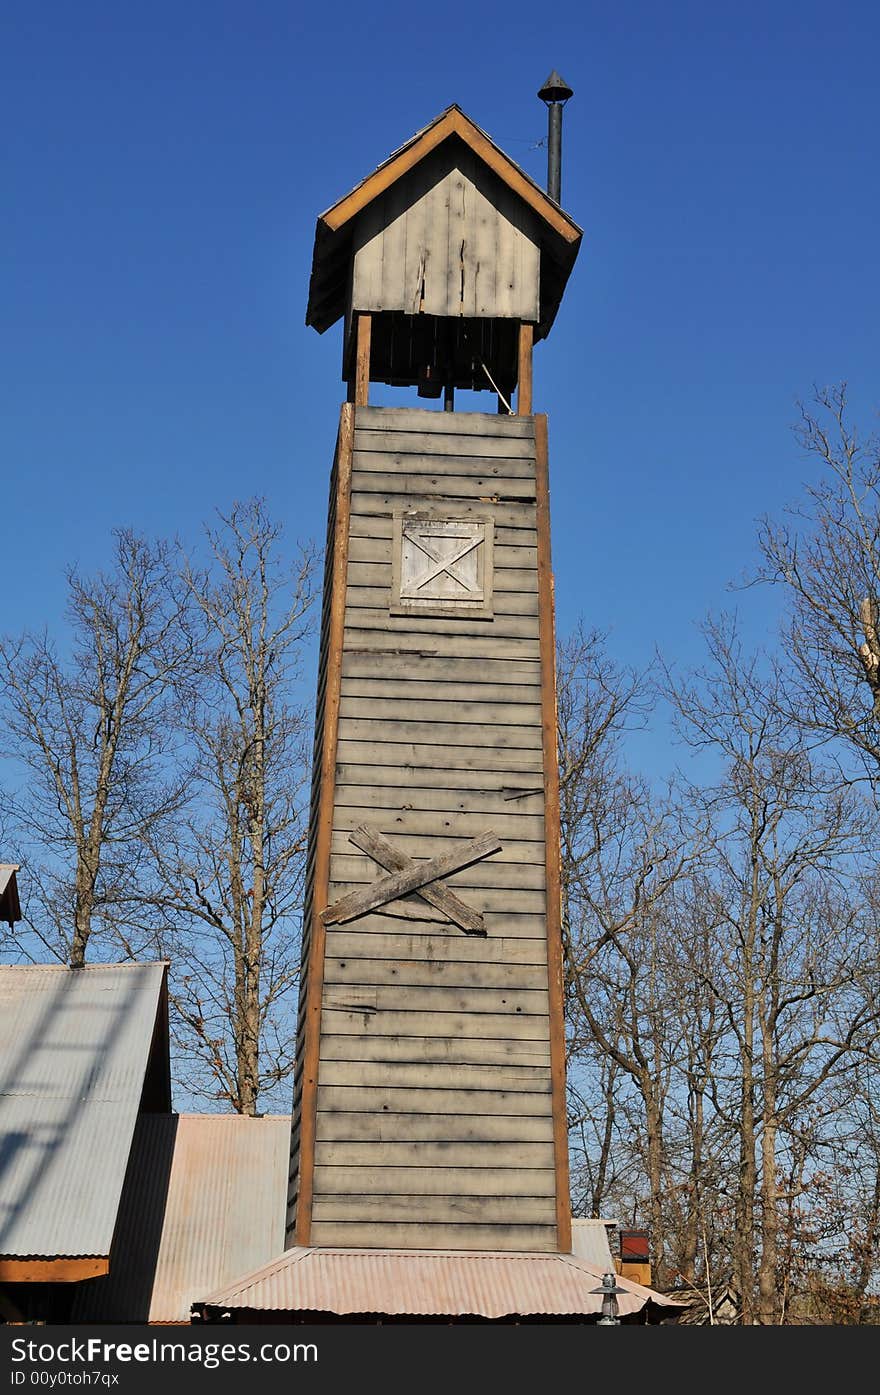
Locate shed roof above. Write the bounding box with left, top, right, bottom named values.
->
left=0, top=961, right=169, bottom=1261
left=193, top=1245, right=682, bottom=1322
left=306, top=104, right=583, bottom=342
left=570, top=1218, right=616, bottom=1269
left=72, top=1113, right=290, bottom=1322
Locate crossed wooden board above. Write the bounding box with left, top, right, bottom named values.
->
left=321, top=824, right=502, bottom=936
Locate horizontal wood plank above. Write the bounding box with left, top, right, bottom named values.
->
left=321, top=982, right=549, bottom=1016
left=315, top=1107, right=554, bottom=1139
left=340, top=653, right=542, bottom=685
left=334, top=762, right=545, bottom=795
left=307, top=1221, right=557, bottom=1251
left=313, top=1163, right=556, bottom=1196
left=354, top=429, right=535, bottom=460
left=311, top=1195, right=556, bottom=1224
left=336, top=717, right=542, bottom=750
left=323, top=929, right=548, bottom=965
left=323, top=956, right=549, bottom=992
left=314, top=1139, right=556, bottom=1167
left=346, top=583, right=540, bottom=618
left=342, top=630, right=541, bottom=660
left=353, top=406, right=535, bottom=436
left=338, top=695, right=543, bottom=727
left=319, top=1009, right=550, bottom=1041
left=345, top=609, right=539, bottom=640
left=351, top=470, right=536, bottom=501
left=334, top=807, right=544, bottom=843
left=330, top=854, right=546, bottom=891
left=351, top=494, right=536, bottom=529
left=333, top=783, right=544, bottom=816
left=316, top=1059, right=552, bottom=1091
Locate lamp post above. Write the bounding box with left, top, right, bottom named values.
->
left=591, top=1271, right=627, bottom=1326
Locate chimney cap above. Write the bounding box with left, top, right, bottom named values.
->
left=538, top=70, right=574, bottom=104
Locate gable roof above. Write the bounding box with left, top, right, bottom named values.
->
left=306, top=104, right=583, bottom=341
left=0, top=961, right=170, bottom=1264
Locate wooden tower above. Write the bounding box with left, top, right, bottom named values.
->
left=288, top=104, right=582, bottom=1255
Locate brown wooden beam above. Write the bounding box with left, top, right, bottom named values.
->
left=517, top=323, right=534, bottom=416
left=354, top=312, right=372, bottom=407
left=535, top=412, right=572, bottom=1255
left=321, top=108, right=581, bottom=246
left=293, top=403, right=355, bottom=1248
left=0, top=1257, right=109, bottom=1282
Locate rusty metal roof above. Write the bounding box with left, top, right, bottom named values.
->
left=194, top=1246, right=682, bottom=1321
left=0, top=962, right=168, bottom=1259
left=73, top=1113, right=290, bottom=1322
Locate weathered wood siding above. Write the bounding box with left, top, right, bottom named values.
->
left=351, top=144, right=541, bottom=323
left=288, top=403, right=566, bottom=1253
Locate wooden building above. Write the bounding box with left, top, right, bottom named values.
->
left=194, top=99, right=681, bottom=1323
left=288, top=104, right=581, bottom=1258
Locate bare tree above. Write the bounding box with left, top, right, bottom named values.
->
left=142, top=500, right=316, bottom=1114
left=666, top=614, right=879, bottom=1323
left=557, top=625, right=698, bottom=1287
left=756, top=383, right=880, bottom=783
left=0, top=530, right=189, bottom=966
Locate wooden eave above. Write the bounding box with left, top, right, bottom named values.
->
left=305, top=105, right=583, bottom=342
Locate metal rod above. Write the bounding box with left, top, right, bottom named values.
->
left=547, top=102, right=562, bottom=204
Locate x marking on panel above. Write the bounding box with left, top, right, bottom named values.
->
left=406, top=530, right=481, bottom=595
left=321, top=824, right=501, bottom=935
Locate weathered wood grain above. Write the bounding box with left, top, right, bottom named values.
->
left=308, top=1221, right=557, bottom=1251
left=351, top=469, right=536, bottom=501
left=354, top=430, right=535, bottom=459
left=338, top=695, right=543, bottom=728
left=346, top=823, right=486, bottom=933
left=314, top=1139, right=555, bottom=1167
left=317, top=1059, right=552, bottom=1091
left=311, top=1195, right=556, bottom=1224
left=354, top=405, right=535, bottom=436
left=323, top=955, right=548, bottom=992
left=322, top=830, right=502, bottom=925
left=335, top=806, right=544, bottom=842
left=319, top=1009, right=550, bottom=1041
left=339, top=652, right=542, bottom=684
left=321, top=981, right=549, bottom=1016
left=312, top=1163, right=556, bottom=1195
left=315, top=1106, right=554, bottom=1140
left=323, top=929, right=548, bottom=965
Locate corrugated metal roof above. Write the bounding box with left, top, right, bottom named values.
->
left=570, top=1219, right=616, bottom=1269
left=0, top=962, right=168, bottom=1258
left=72, top=1113, right=290, bottom=1323
left=194, top=1246, right=682, bottom=1321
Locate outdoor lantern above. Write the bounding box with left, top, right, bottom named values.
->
left=591, top=1271, right=627, bottom=1326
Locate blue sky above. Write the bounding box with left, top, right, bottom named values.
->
left=2, top=1, right=878, bottom=778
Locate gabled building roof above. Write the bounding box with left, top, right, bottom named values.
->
left=306, top=104, right=583, bottom=341
left=0, top=961, right=170, bottom=1273
left=72, top=1113, right=290, bottom=1323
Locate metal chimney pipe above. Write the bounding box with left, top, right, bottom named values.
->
left=538, top=70, right=574, bottom=204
